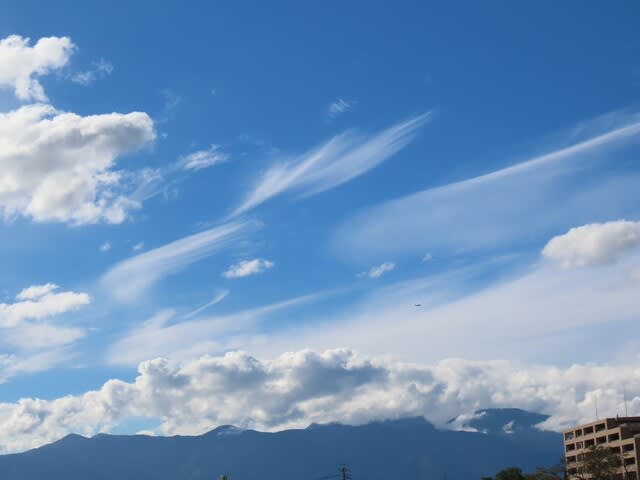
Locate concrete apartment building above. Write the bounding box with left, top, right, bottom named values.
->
left=564, top=417, right=640, bottom=480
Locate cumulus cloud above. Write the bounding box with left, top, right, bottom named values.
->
left=1, top=349, right=639, bottom=454
left=542, top=220, right=640, bottom=268
left=223, top=258, right=274, bottom=279
left=0, top=35, right=75, bottom=101
left=99, top=241, right=111, bottom=252
left=232, top=113, right=431, bottom=216
left=101, top=220, right=255, bottom=302
left=0, top=104, right=155, bottom=224
left=178, top=145, right=229, bottom=171
left=360, top=262, right=395, bottom=279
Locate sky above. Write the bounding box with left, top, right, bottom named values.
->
left=1, top=0, right=640, bottom=453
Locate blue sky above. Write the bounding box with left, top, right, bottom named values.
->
left=1, top=1, right=640, bottom=452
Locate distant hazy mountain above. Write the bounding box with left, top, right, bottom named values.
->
left=0, top=409, right=562, bottom=480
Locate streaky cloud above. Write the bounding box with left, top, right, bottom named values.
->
left=232, top=112, right=432, bottom=216
left=107, top=290, right=330, bottom=366
left=334, top=112, right=640, bottom=261
left=183, top=290, right=230, bottom=319
left=101, top=220, right=256, bottom=303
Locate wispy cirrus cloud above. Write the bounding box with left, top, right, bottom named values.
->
left=101, top=220, right=256, bottom=302
left=359, top=261, right=395, bottom=279
left=71, top=58, right=113, bottom=86
left=256, top=221, right=640, bottom=367
left=232, top=113, right=432, bottom=216
left=183, top=289, right=230, bottom=319
left=328, top=98, right=353, bottom=118
left=334, top=112, right=640, bottom=261
left=178, top=144, right=229, bottom=171
left=0, top=283, right=89, bottom=383
left=107, top=291, right=329, bottom=366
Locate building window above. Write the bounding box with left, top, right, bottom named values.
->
left=565, top=432, right=575, bottom=440
left=566, top=443, right=576, bottom=451
left=609, top=433, right=620, bottom=441
left=623, top=443, right=635, bottom=452
left=595, top=423, right=606, bottom=432
left=575, top=429, right=583, bottom=437
left=584, top=426, right=594, bottom=434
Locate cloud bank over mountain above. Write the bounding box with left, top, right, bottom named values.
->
left=1, top=348, right=638, bottom=454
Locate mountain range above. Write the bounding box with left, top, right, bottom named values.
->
left=0, top=408, right=562, bottom=480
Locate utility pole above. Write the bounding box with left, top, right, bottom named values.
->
left=339, top=465, right=351, bottom=480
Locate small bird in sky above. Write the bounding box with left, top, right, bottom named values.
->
left=414, top=303, right=422, bottom=307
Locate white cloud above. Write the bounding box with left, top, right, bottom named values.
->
left=232, top=113, right=431, bottom=215
left=3, top=323, right=85, bottom=351
left=0, top=35, right=75, bottom=101
left=71, top=58, right=113, bottom=86
left=0, top=284, right=89, bottom=382
left=179, top=145, right=229, bottom=171
left=1, top=349, right=639, bottom=454
left=183, top=289, right=229, bottom=319
left=16, top=283, right=58, bottom=300
left=99, top=241, right=111, bottom=252
left=334, top=113, right=640, bottom=261
left=101, top=220, right=255, bottom=302
left=0, top=104, right=155, bottom=224
left=543, top=220, right=640, bottom=268
left=107, top=292, right=329, bottom=366
left=360, top=261, right=395, bottom=279
left=132, top=242, right=144, bottom=251
left=0, top=349, right=72, bottom=385
left=328, top=98, right=352, bottom=117
left=223, top=258, right=274, bottom=279
left=249, top=240, right=640, bottom=367
left=1, top=284, right=90, bottom=329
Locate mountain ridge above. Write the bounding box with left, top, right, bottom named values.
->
left=0, top=409, right=562, bottom=480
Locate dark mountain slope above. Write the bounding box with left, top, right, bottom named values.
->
left=0, top=410, right=562, bottom=480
